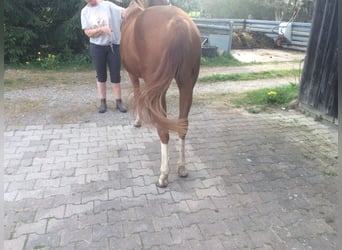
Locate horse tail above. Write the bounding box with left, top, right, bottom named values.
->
left=136, top=18, right=193, bottom=135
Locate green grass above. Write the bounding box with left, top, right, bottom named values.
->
left=323, top=170, right=338, bottom=176
left=4, top=79, right=14, bottom=85
left=233, top=83, right=299, bottom=111
left=199, top=69, right=300, bottom=82
left=201, top=53, right=243, bottom=67
left=5, top=62, right=93, bottom=72
left=4, top=77, right=30, bottom=86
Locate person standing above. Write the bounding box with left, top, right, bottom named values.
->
left=81, top=0, right=127, bottom=113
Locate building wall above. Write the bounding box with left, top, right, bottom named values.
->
left=299, top=0, right=337, bottom=119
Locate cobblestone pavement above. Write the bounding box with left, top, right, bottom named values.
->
left=4, top=106, right=338, bottom=250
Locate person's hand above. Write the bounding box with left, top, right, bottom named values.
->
left=100, top=26, right=112, bottom=35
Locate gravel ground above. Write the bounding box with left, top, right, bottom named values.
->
left=4, top=49, right=306, bottom=127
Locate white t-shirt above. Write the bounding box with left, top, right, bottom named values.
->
left=81, top=1, right=123, bottom=45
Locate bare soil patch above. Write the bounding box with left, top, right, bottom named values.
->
left=232, top=31, right=275, bottom=49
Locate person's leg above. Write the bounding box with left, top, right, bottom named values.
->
left=90, top=44, right=108, bottom=113
left=111, top=83, right=126, bottom=112
left=97, top=81, right=107, bottom=113
left=108, top=44, right=127, bottom=113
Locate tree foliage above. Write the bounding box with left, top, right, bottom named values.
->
left=200, top=0, right=315, bottom=22
left=170, top=0, right=200, bottom=12
left=4, top=0, right=86, bottom=63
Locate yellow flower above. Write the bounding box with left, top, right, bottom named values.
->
left=37, top=51, right=41, bottom=55
left=25, top=61, right=30, bottom=65
left=267, top=91, right=277, bottom=96
left=37, top=57, right=41, bottom=62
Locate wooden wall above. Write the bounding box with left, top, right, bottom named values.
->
left=299, top=0, right=338, bottom=118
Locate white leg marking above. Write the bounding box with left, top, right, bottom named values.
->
left=157, top=143, right=169, bottom=187
left=178, top=138, right=185, bottom=167
left=134, top=113, right=141, bottom=127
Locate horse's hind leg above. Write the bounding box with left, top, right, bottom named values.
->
left=129, top=74, right=142, bottom=127
left=156, top=94, right=170, bottom=188
left=177, top=81, right=196, bottom=178
left=177, top=137, right=188, bottom=177
left=157, top=138, right=169, bottom=188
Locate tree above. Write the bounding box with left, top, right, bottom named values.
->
left=170, top=0, right=201, bottom=12
left=4, top=0, right=86, bottom=63
left=199, top=0, right=315, bottom=21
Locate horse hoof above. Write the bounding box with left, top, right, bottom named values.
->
left=178, top=167, right=188, bottom=178
left=134, top=123, right=141, bottom=128
left=156, top=179, right=168, bottom=188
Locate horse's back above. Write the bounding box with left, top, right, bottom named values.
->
left=135, top=6, right=200, bottom=51
left=131, top=6, right=200, bottom=80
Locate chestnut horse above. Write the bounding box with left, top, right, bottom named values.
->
left=120, top=0, right=201, bottom=187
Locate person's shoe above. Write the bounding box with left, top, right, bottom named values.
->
left=116, top=99, right=127, bottom=113
left=99, top=99, right=107, bottom=113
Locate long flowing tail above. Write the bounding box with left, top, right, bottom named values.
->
left=136, top=21, right=191, bottom=135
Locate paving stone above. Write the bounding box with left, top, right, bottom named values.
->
left=25, top=233, right=60, bottom=249
left=140, top=230, right=173, bottom=248
left=81, top=190, right=108, bottom=203
left=107, top=208, right=137, bottom=223
left=123, top=219, right=155, bottom=236
left=186, top=198, right=216, bottom=212
left=170, top=224, right=204, bottom=243
left=44, top=186, right=72, bottom=199
left=4, top=235, right=27, bottom=250
left=135, top=204, right=164, bottom=220
left=78, top=212, right=108, bottom=228
left=109, top=233, right=142, bottom=249
left=47, top=216, right=79, bottom=233
left=75, top=240, right=109, bottom=250
left=152, top=214, right=183, bottom=231
left=133, top=184, right=158, bottom=196
left=195, top=186, right=225, bottom=199
left=188, top=237, right=225, bottom=250
left=161, top=200, right=190, bottom=215
left=14, top=220, right=47, bottom=237
left=3, top=110, right=337, bottom=249
left=119, top=195, right=148, bottom=209
left=92, top=223, right=124, bottom=241
left=35, top=205, right=66, bottom=221
left=16, top=189, right=44, bottom=201
left=60, top=227, right=92, bottom=246
left=64, top=202, right=94, bottom=217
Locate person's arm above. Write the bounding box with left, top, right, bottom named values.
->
left=107, top=1, right=126, bottom=20
left=84, top=26, right=112, bottom=38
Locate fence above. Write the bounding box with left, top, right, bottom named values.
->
left=193, top=18, right=312, bottom=52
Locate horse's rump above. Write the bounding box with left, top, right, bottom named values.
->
left=122, top=5, right=201, bottom=134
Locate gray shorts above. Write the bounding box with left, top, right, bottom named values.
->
left=90, top=43, right=121, bottom=83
